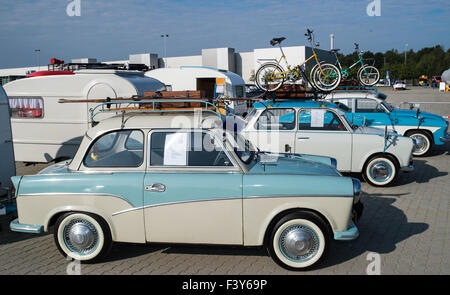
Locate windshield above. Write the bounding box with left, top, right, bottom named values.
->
left=228, top=132, right=258, bottom=166
left=336, top=109, right=354, bottom=128
left=244, top=108, right=257, bottom=121
left=381, top=100, right=393, bottom=112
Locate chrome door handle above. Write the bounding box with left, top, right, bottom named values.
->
left=145, top=183, right=166, bottom=192
left=297, top=137, right=310, bottom=140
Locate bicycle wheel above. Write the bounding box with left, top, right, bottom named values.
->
left=311, top=63, right=341, bottom=91
left=255, top=63, right=285, bottom=92
left=358, top=65, right=380, bottom=86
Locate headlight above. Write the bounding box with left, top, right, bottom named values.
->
left=352, top=178, right=361, bottom=204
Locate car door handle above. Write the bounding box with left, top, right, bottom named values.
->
left=297, top=136, right=310, bottom=140
left=145, top=183, right=166, bottom=192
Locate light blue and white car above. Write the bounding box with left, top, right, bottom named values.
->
left=10, top=104, right=363, bottom=270
left=324, top=90, right=450, bottom=156
left=241, top=100, right=414, bottom=187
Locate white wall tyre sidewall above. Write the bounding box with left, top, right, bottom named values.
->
left=365, top=157, right=397, bottom=186
left=409, top=132, right=431, bottom=156
left=312, top=64, right=341, bottom=91
left=56, top=213, right=105, bottom=262
left=255, top=64, right=284, bottom=92
left=272, top=218, right=326, bottom=269
left=358, top=65, right=380, bottom=86
left=309, top=63, right=320, bottom=88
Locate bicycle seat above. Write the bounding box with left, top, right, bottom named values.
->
left=330, top=49, right=340, bottom=53
left=270, top=37, right=286, bottom=46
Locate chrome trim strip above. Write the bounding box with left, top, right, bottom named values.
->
left=112, top=196, right=242, bottom=216
left=244, top=194, right=354, bottom=199
left=111, top=194, right=353, bottom=216
left=18, top=193, right=135, bottom=207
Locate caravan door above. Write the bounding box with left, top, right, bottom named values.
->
left=0, top=86, right=16, bottom=194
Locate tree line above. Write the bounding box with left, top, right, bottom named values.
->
left=337, top=45, right=450, bottom=80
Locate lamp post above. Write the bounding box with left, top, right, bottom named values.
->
left=35, top=49, right=41, bottom=71
left=161, top=34, right=169, bottom=67
left=404, top=44, right=408, bottom=64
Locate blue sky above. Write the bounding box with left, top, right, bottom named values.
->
left=0, top=0, right=449, bottom=68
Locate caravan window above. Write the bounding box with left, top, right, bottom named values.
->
left=9, top=97, right=44, bottom=118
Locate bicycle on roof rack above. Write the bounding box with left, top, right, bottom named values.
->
left=325, top=43, right=380, bottom=86
left=255, top=29, right=342, bottom=92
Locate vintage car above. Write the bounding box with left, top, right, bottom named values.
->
left=10, top=102, right=363, bottom=270
left=324, top=90, right=450, bottom=156
left=241, top=100, right=415, bottom=186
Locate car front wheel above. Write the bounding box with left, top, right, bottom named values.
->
left=54, top=212, right=112, bottom=262
left=407, top=131, right=432, bottom=157
left=363, top=156, right=398, bottom=186
left=268, top=212, right=329, bottom=270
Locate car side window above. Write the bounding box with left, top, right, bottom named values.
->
left=355, top=98, right=385, bottom=113
left=298, top=110, right=346, bottom=131
left=255, top=108, right=295, bottom=130
left=149, top=131, right=233, bottom=167
left=84, top=130, right=144, bottom=167
left=333, top=98, right=353, bottom=112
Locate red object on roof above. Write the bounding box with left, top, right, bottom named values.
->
left=27, top=70, right=74, bottom=77
left=50, top=58, right=65, bottom=65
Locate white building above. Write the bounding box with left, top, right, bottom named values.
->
left=0, top=46, right=335, bottom=84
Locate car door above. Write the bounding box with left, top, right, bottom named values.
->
left=143, top=129, right=243, bottom=245
left=244, top=108, right=296, bottom=154
left=352, top=98, right=392, bottom=128
left=295, top=109, right=352, bottom=172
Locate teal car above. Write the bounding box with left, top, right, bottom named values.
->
left=325, top=90, right=450, bottom=156
left=10, top=105, right=362, bottom=270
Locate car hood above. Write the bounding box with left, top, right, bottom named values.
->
left=38, top=160, right=72, bottom=175
left=353, top=126, right=398, bottom=136
left=392, top=109, right=446, bottom=126
left=248, top=153, right=340, bottom=176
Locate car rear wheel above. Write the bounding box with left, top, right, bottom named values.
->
left=267, top=212, right=329, bottom=270
left=54, top=212, right=112, bottom=262
left=363, top=155, right=398, bottom=186
left=407, top=131, right=432, bottom=157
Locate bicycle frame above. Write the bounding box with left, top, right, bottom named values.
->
left=269, top=44, right=323, bottom=82
left=334, top=52, right=364, bottom=77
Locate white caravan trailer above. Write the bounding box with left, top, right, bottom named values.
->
left=4, top=70, right=165, bottom=163
left=145, top=66, right=249, bottom=115
left=0, top=85, right=15, bottom=197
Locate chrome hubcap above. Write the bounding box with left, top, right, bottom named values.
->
left=370, top=161, right=392, bottom=181
left=411, top=135, right=428, bottom=154
left=64, top=219, right=98, bottom=254
left=279, top=225, right=319, bottom=261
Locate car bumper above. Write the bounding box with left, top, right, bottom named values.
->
left=440, top=133, right=450, bottom=143
left=10, top=218, right=43, bottom=234
left=334, top=220, right=359, bottom=241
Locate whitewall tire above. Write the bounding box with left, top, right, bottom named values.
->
left=364, top=156, right=397, bottom=187
left=268, top=212, right=329, bottom=270
left=54, top=212, right=112, bottom=262
left=408, top=131, right=432, bottom=157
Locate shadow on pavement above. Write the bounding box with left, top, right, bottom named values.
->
left=397, top=159, right=448, bottom=185
left=316, top=192, right=429, bottom=271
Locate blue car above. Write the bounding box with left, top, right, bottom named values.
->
left=325, top=90, right=450, bottom=156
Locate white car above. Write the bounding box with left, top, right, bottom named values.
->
left=241, top=100, right=415, bottom=186
left=393, top=81, right=406, bottom=90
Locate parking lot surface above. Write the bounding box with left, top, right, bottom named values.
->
left=0, top=87, right=449, bottom=275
